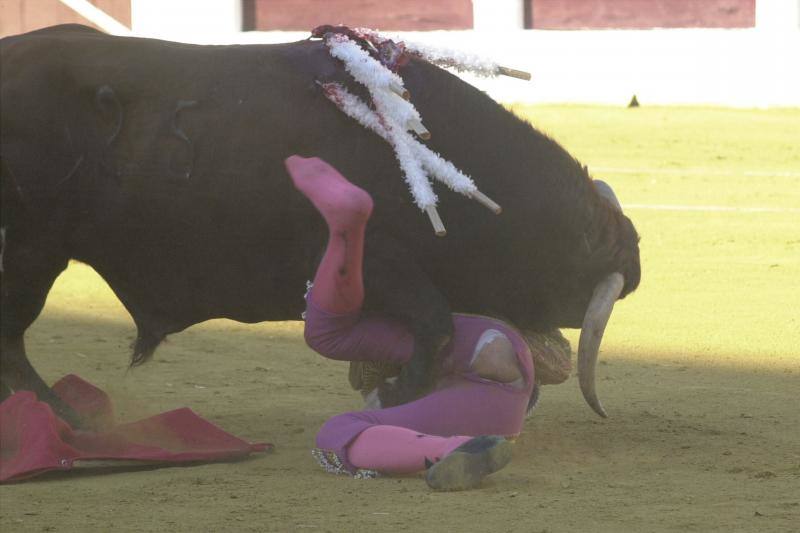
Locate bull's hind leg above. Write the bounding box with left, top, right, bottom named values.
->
left=0, top=234, right=80, bottom=425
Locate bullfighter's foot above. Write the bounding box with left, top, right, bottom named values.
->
left=425, top=435, right=512, bottom=491
left=285, top=155, right=373, bottom=231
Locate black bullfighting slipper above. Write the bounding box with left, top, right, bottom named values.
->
left=425, top=435, right=512, bottom=491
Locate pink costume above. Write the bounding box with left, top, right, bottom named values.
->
left=285, top=155, right=534, bottom=477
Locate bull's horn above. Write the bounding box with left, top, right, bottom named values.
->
left=594, top=180, right=622, bottom=211
left=577, top=272, right=625, bottom=418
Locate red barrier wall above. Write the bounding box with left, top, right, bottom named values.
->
left=528, top=0, right=755, bottom=29
left=243, top=0, right=473, bottom=31
left=0, top=1, right=759, bottom=39
left=0, top=0, right=130, bottom=37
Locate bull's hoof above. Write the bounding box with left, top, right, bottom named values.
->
left=377, top=335, right=449, bottom=407
left=376, top=380, right=425, bottom=408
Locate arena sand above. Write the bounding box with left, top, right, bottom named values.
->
left=1, top=106, right=798, bottom=532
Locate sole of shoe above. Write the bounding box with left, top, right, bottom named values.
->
left=425, top=437, right=512, bottom=491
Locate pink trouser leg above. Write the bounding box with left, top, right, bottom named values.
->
left=347, top=425, right=471, bottom=474
left=285, top=155, right=373, bottom=315
left=288, top=155, right=415, bottom=364
left=317, top=377, right=530, bottom=473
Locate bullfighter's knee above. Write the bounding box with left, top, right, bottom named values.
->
left=304, top=326, right=347, bottom=361
left=302, top=303, right=361, bottom=361
left=316, top=411, right=379, bottom=450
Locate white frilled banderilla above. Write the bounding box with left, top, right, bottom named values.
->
left=321, top=33, right=508, bottom=236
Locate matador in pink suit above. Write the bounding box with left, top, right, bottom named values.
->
left=285, top=155, right=571, bottom=491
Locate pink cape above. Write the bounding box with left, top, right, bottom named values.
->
left=0, top=375, right=271, bottom=482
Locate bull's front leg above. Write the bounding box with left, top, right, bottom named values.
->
left=362, top=232, right=453, bottom=407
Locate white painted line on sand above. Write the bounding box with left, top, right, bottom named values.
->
left=595, top=167, right=800, bottom=178
left=624, top=204, right=800, bottom=214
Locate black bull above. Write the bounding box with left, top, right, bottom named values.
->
left=0, top=25, right=641, bottom=425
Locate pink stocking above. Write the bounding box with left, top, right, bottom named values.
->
left=285, top=155, right=373, bottom=315
left=347, top=425, right=472, bottom=474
